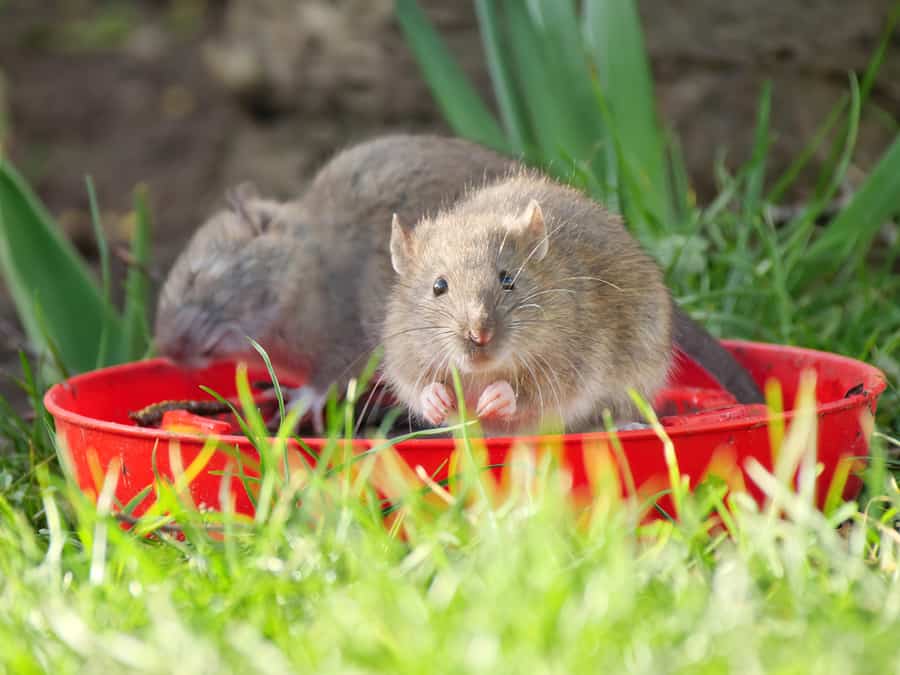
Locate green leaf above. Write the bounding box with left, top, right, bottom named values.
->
left=804, top=132, right=900, bottom=269
left=122, top=185, right=153, bottom=360
left=394, top=0, right=509, bottom=153
left=0, top=71, right=8, bottom=157
left=474, top=0, right=531, bottom=154
left=584, top=0, right=673, bottom=230
left=85, top=175, right=113, bottom=368
left=0, top=160, right=125, bottom=376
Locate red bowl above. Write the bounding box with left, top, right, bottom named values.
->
left=44, top=341, right=886, bottom=520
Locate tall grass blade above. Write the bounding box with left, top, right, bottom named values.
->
left=802, top=126, right=899, bottom=277
left=0, top=161, right=124, bottom=376
left=501, top=3, right=601, bottom=180
left=723, top=84, right=771, bottom=314
left=529, top=1, right=609, bottom=159
left=123, top=185, right=153, bottom=360
left=814, top=6, right=899, bottom=202
left=474, top=1, right=530, bottom=154
left=85, top=176, right=112, bottom=368
left=0, top=71, right=7, bottom=157
left=395, top=0, right=509, bottom=152
left=584, top=0, right=673, bottom=230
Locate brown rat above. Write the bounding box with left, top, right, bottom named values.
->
left=384, top=171, right=674, bottom=434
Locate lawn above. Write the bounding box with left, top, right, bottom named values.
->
left=0, top=1, right=899, bottom=672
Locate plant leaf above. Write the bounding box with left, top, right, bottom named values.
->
left=85, top=175, right=112, bottom=368
left=122, top=184, right=153, bottom=360
left=474, top=0, right=531, bottom=154
left=0, top=160, right=124, bottom=376
left=395, top=0, right=509, bottom=153
left=584, top=0, right=673, bottom=230
left=804, top=132, right=900, bottom=270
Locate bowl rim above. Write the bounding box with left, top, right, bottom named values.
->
left=43, top=340, right=887, bottom=449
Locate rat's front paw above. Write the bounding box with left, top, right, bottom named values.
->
left=476, top=380, right=517, bottom=420
left=421, top=382, right=455, bottom=426
left=285, top=386, right=328, bottom=435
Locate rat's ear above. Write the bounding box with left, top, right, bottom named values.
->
left=390, top=213, right=416, bottom=276
left=226, top=182, right=275, bottom=234
left=509, top=199, right=548, bottom=261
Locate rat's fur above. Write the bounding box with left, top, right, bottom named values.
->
left=156, top=133, right=761, bottom=433
left=155, top=135, right=516, bottom=399
left=384, top=172, right=673, bottom=434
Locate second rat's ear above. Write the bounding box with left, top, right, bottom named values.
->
left=509, top=199, right=548, bottom=261
left=390, top=213, right=416, bottom=276
left=226, top=182, right=275, bottom=234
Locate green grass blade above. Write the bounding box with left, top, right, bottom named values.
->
left=0, top=160, right=125, bottom=376
left=723, top=83, right=771, bottom=314
left=474, top=0, right=530, bottom=154
left=0, top=71, right=8, bottom=157
left=122, top=185, right=153, bottom=360
left=813, top=5, right=898, bottom=202
left=804, top=131, right=900, bottom=269
left=394, top=0, right=509, bottom=153
left=584, top=0, right=673, bottom=229
left=528, top=1, right=609, bottom=153
left=248, top=337, right=286, bottom=426
left=502, top=2, right=605, bottom=180
left=781, top=77, right=861, bottom=280
left=766, top=95, right=847, bottom=206
left=742, top=82, right=771, bottom=221
left=85, top=176, right=112, bottom=368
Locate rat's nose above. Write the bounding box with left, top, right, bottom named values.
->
left=467, top=326, right=494, bottom=347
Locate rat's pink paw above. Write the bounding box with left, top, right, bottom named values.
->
left=476, top=380, right=517, bottom=420
left=421, top=382, right=455, bottom=426
left=284, top=386, right=328, bottom=435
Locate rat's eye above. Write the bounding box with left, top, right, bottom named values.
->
left=433, top=277, right=449, bottom=296
left=498, top=270, right=515, bottom=291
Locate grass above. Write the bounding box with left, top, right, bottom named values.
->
left=0, top=0, right=899, bottom=671
left=0, top=368, right=899, bottom=673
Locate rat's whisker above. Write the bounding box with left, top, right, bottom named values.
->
left=557, top=275, right=625, bottom=292
left=354, top=372, right=387, bottom=435
left=515, top=352, right=544, bottom=420
left=379, top=325, right=455, bottom=343
left=530, top=351, right=565, bottom=426
left=495, top=227, right=511, bottom=264
left=510, top=219, right=570, bottom=287
left=510, top=303, right=545, bottom=317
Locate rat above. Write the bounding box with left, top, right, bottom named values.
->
left=384, top=171, right=675, bottom=434
left=155, top=133, right=761, bottom=434
left=154, top=135, right=518, bottom=429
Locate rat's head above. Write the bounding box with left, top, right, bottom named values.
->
left=154, top=184, right=300, bottom=368
left=387, top=199, right=562, bottom=379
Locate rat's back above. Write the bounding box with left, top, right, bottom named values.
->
left=295, top=134, right=519, bottom=346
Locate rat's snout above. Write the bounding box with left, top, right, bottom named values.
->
left=154, top=318, right=197, bottom=363
left=464, top=302, right=496, bottom=349
left=467, top=326, right=494, bottom=347
left=154, top=305, right=221, bottom=365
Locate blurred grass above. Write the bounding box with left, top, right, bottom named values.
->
left=0, top=162, right=126, bottom=377
left=0, top=163, right=154, bottom=379
left=0, top=361, right=896, bottom=672
left=0, top=70, right=8, bottom=157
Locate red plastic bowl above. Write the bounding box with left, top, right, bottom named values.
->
left=44, top=341, right=886, bottom=519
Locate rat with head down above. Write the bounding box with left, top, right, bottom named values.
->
left=385, top=171, right=676, bottom=434
left=155, top=133, right=761, bottom=433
